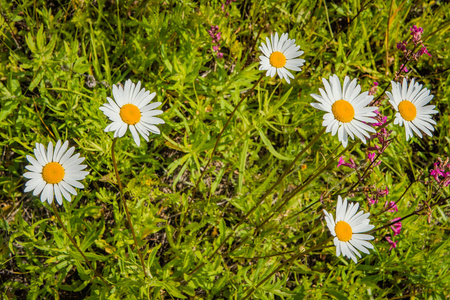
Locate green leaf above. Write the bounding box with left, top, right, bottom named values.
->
left=29, top=70, right=44, bottom=91
left=257, top=128, right=293, bottom=161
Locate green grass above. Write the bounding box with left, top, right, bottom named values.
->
left=1, top=0, right=449, bottom=299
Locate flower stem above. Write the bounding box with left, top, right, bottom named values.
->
left=241, top=236, right=334, bottom=300
left=51, top=203, right=109, bottom=286
left=179, top=73, right=265, bottom=231
left=376, top=180, right=416, bottom=216
left=111, top=137, right=149, bottom=278
left=341, top=119, right=394, bottom=198
left=370, top=195, right=450, bottom=234
left=185, top=128, right=326, bottom=279
left=228, top=140, right=351, bottom=255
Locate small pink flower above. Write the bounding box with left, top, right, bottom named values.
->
left=349, top=158, right=356, bottom=168
left=400, top=64, right=409, bottom=73
left=397, top=41, right=407, bottom=51
left=386, top=236, right=397, bottom=250
left=368, top=152, right=376, bottom=162
left=410, top=25, right=424, bottom=45
left=368, top=198, right=378, bottom=206
left=369, top=81, right=379, bottom=96
left=417, top=46, right=431, bottom=57
left=384, top=201, right=398, bottom=212
left=390, top=217, right=402, bottom=236
left=337, top=156, right=345, bottom=168
left=217, top=52, right=224, bottom=58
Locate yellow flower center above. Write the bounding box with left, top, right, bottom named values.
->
left=335, top=221, right=352, bottom=242
left=42, top=162, right=65, bottom=184
left=120, top=104, right=141, bottom=125
left=269, top=51, right=287, bottom=68
left=398, top=100, right=417, bottom=121
left=332, top=100, right=355, bottom=123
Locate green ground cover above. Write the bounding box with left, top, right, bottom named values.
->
left=1, top=0, right=449, bottom=299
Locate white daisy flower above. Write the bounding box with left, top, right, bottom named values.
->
left=259, top=32, right=305, bottom=84
left=310, top=74, right=378, bottom=147
left=323, top=196, right=375, bottom=263
left=100, top=79, right=165, bottom=146
left=23, top=140, right=89, bottom=205
left=385, top=78, right=438, bottom=141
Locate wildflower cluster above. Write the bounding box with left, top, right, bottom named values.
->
left=430, top=157, right=450, bottom=187
left=208, top=25, right=223, bottom=58
left=368, top=81, right=379, bottom=96
left=386, top=217, right=402, bottom=250
left=24, top=80, right=164, bottom=204
left=369, top=114, right=392, bottom=158
left=396, top=25, right=431, bottom=62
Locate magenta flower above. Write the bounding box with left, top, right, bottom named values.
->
left=208, top=25, right=223, bottom=58
left=386, top=236, right=397, bottom=250
left=397, top=41, right=407, bottom=51
left=368, top=81, right=379, bottom=96
left=430, top=158, right=450, bottom=187
left=368, top=198, right=378, bottom=206
left=337, top=157, right=357, bottom=169
left=337, top=156, right=345, bottom=167
left=417, top=46, right=432, bottom=57
left=400, top=64, right=408, bottom=73
left=410, top=25, right=424, bottom=45
left=390, top=218, right=402, bottom=236
left=384, top=201, right=398, bottom=212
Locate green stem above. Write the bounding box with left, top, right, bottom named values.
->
left=51, top=203, right=109, bottom=286
left=340, top=119, right=394, bottom=198
left=216, top=128, right=325, bottom=253
left=111, top=138, right=149, bottom=278
left=370, top=195, right=450, bottom=234
left=185, top=128, right=326, bottom=279
left=241, top=236, right=334, bottom=300
left=229, top=142, right=347, bottom=254
left=376, top=180, right=415, bottom=217
left=179, top=73, right=265, bottom=231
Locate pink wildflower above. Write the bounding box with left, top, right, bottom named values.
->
left=368, top=198, right=378, bottom=206
left=368, top=81, right=379, bottom=96
left=430, top=158, right=450, bottom=187
left=222, top=0, right=236, bottom=14
left=396, top=41, right=407, bottom=51
left=390, top=217, right=402, bottom=236
left=417, top=46, right=432, bottom=57
left=337, top=156, right=345, bottom=167
left=400, top=64, right=409, bottom=73
left=337, top=157, right=356, bottom=169
left=384, top=201, right=398, bottom=212
left=410, top=25, right=424, bottom=45
left=386, top=236, right=397, bottom=250
left=208, top=25, right=223, bottom=57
